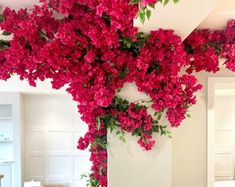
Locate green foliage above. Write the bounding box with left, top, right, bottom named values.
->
left=133, top=0, right=180, bottom=24
left=129, top=0, right=140, bottom=5
left=0, top=40, right=10, bottom=50
left=132, top=128, right=142, bottom=136
left=117, top=88, right=122, bottom=93
left=97, top=97, right=173, bottom=149
left=138, top=9, right=146, bottom=24
left=102, top=13, right=111, bottom=26
left=97, top=114, right=117, bottom=133
left=158, top=0, right=179, bottom=5
left=116, top=130, right=126, bottom=143
left=2, top=31, right=11, bottom=36
left=153, top=125, right=172, bottom=138
left=152, top=111, right=172, bottom=138
left=147, top=61, right=161, bottom=74
left=81, top=173, right=100, bottom=187
left=0, top=14, right=4, bottom=23
left=118, top=67, right=129, bottom=79
left=206, top=42, right=222, bottom=55
left=154, top=111, right=163, bottom=121
left=92, top=136, right=107, bottom=150
left=119, top=32, right=149, bottom=56
left=112, top=96, right=130, bottom=112
left=184, top=43, right=194, bottom=54
left=119, top=37, right=132, bottom=50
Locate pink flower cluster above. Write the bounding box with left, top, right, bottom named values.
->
left=184, top=20, right=235, bottom=73
left=118, top=103, right=155, bottom=150
left=140, top=0, right=157, bottom=7
left=135, top=30, right=202, bottom=127
left=220, top=20, right=235, bottom=71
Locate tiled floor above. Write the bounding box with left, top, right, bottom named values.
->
left=214, top=180, right=235, bottom=187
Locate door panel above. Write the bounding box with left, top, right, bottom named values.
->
left=214, top=95, right=235, bottom=181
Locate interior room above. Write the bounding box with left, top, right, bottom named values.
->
left=0, top=0, right=235, bottom=187
left=0, top=85, right=91, bottom=187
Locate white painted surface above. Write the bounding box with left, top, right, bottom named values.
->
left=214, top=180, right=235, bottom=187
left=23, top=94, right=90, bottom=187
left=199, top=0, right=235, bottom=29
left=134, top=0, right=223, bottom=40
left=207, top=77, right=235, bottom=187
left=172, top=71, right=235, bottom=187
left=0, top=76, right=67, bottom=95
left=0, top=0, right=39, bottom=10
left=0, top=93, right=23, bottom=187
left=108, top=83, right=171, bottom=187
left=214, top=94, right=235, bottom=181
left=108, top=134, right=171, bottom=187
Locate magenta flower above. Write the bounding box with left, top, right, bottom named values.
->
left=140, top=0, right=157, bottom=7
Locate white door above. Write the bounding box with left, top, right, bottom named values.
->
left=214, top=94, right=235, bottom=181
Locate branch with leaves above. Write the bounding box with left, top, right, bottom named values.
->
left=130, top=0, right=180, bottom=24
left=96, top=96, right=172, bottom=150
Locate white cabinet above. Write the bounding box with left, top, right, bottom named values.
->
left=0, top=105, right=13, bottom=162
left=0, top=93, right=23, bottom=187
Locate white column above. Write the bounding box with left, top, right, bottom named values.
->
left=108, top=83, right=171, bottom=187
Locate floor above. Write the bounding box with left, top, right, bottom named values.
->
left=214, top=180, right=235, bottom=187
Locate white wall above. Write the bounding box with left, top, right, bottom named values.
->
left=172, top=68, right=235, bottom=187
left=108, top=83, right=171, bottom=187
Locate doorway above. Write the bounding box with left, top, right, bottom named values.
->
left=208, top=77, right=235, bottom=187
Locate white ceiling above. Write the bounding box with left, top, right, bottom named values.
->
left=0, top=76, right=68, bottom=94
left=0, top=0, right=39, bottom=9
left=199, top=0, right=235, bottom=29
left=134, top=0, right=224, bottom=40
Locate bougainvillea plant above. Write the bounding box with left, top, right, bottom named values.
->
left=0, top=0, right=235, bottom=186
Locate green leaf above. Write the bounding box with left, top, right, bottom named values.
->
left=173, top=0, right=180, bottom=3
left=138, top=10, right=146, bottom=24
left=164, top=0, right=170, bottom=6
left=0, top=14, right=4, bottom=23
left=152, top=125, right=159, bottom=133
left=2, top=31, right=11, bottom=36
left=154, top=111, right=163, bottom=121
left=80, top=173, right=88, bottom=180
left=129, top=0, right=139, bottom=5
left=0, top=40, right=10, bottom=50
left=96, top=117, right=101, bottom=130
left=119, top=136, right=126, bottom=143
left=117, top=88, right=122, bottom=93
left=148, top=3, right=155, bottom=9
left=116, top=131, right=121, bottom=135
left=146, top=9, right=151, bottom=20
left=118, top=67, right=129, bottom=79
left=132, top=129, right=142, bottom=136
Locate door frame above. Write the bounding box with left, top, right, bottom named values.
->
left=207, top=77, right=235, bottom=187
